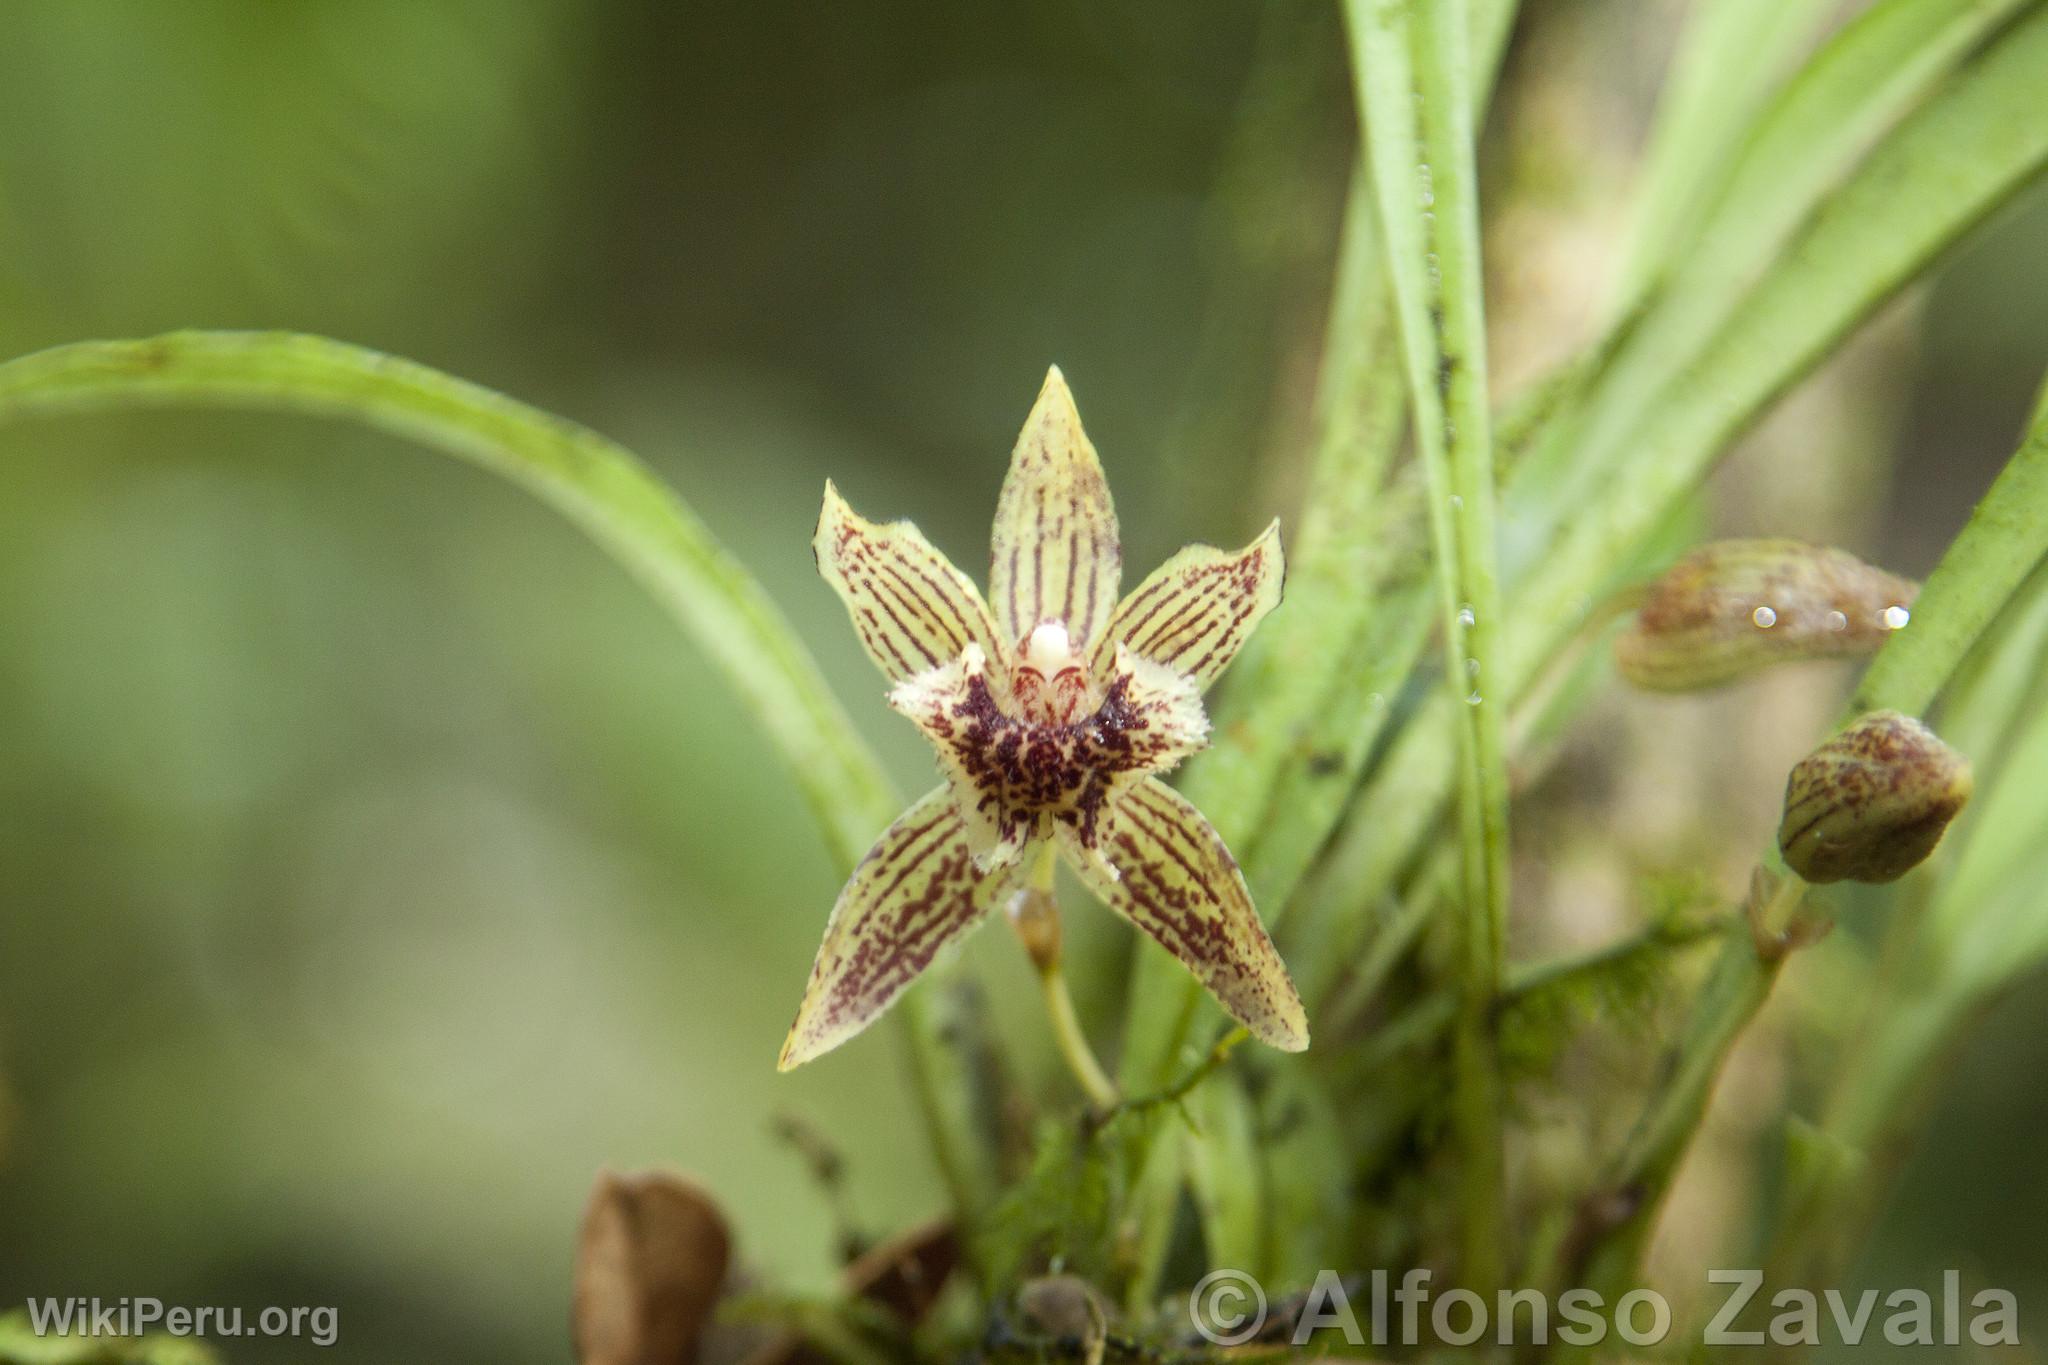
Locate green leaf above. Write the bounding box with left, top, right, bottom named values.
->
left=1170, top=0, right=1522, bottom=913
left=1853, top=392, right=2048, bottom=719
left=1317, top=7, right=2048, bottom=928
left=1939, top=558, right=2048, bottom=791
left=1345, top=0, right=1510, bottom=1293
left=1184, top=1072, right=1266, bottom=1278
left=1606, top=0, right=1838, bottom=315
left=1511, top=4, right=2048, bottom=693
left=1533, top=0, right=2033, bottom=516
left=0, top=329, right=1002, bottom=1233
left=0, top=330, right=897, bottom=864
left=1118, top=0, right=1521, bottom=1100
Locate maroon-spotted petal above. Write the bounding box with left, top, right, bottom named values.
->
left=1096, top=520, right=1284, bottom=690
left=989, top=367, right=1122, bottom=655
left=1058, top=776, right=1307, bottom=1051
left=779, top=786, right=1015, bottom=1069
left=815, top=481, right=1004, bottom=686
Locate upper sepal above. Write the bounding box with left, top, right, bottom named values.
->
left=989, top=367, right=1122, bottom=655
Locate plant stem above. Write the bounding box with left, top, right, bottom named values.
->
left=1023, top=845, right=1119, bottom=1110
left=1347, top=0, right=1510, bottom=1296
left=1094, top=1027, right=1251, bottom=1135
left=1040, top=965, right=1119, bottom=1111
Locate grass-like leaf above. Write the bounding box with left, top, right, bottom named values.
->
left=0, top=328, right=1002, bottom=1227
left=1346, top=0, right=1510, bottom=1291
left=1317, top=6, right=2048, bottom=934
left=1526, top=0, right=2033, bottom=518
left=1605, top=0, right=1837, bottom=316
left=1117, top=0, right=1521, bottom=1097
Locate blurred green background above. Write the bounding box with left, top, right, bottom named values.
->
left=0, top=2, right=2044, bottom=1361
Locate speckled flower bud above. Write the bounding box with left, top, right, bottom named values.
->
left=1778, top=711, right=1972, bottom=885
left=1615, top=540, right=1917, bottom=691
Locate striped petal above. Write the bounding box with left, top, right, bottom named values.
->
left=1059, top=777, right=1307, bottom=1051
left=1097, top=520, right=1284, bottom=689
left=779, top=786, right=1014, bottom=1069
left=989, top=367, right=1121, bottom=656
left=815, top=481, right=1003, bottom=685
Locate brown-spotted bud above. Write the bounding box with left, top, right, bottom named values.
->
left=1778, top=711, right=1972, bottom=885
left=1615, top=540, right=1917, bottom=691
left=574, top=1170, right=729, bottom=1365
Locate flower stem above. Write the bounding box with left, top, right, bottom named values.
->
left=1020, top=845, right=1120, bottom=1110
left=1039, top=966, right=1120, bottom=1112
left=1090, top=1026, right=1250, bottom=1136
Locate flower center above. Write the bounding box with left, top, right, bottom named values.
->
left=1011, top=622, right=1091, bottom=725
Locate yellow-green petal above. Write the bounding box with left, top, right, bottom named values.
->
left=989, top=367, right=1121, bottom=655
left=779, top=785, right=1015, bottom=1069
left=1059, top=777, right=1307, bottom=1052
left=1098, top=520, right=1285, bottom=690
left=814, top=480, right=1003, bottom=685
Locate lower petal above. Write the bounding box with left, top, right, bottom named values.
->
left=1057, top=776, right=1307, bottom=1051
left=779, top=786, right=1015, bottom=1068
left=888, top=646, right=1036, bottom=872
left=1085, top=644, right=1210, bottom=775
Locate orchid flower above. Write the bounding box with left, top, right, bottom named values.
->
left=779, top=368, right=1307, bottom=1071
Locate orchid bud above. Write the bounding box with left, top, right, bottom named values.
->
left=1615, top=540, right=1917, bottom=691
left=1778, top=711, right=1972, bottom=885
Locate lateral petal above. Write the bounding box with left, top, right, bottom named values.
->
left=989, top=367, right=1121, bottom=655
left=815, top=481, right=1003, bottom=684
left=888, top=645, right=1039, bottom=871
left=1059, top=777, right=1307, bottom=1051
left=1098, top=520, right=1284, bottom=690
left=779, top=787, right=1013, bottom=1069
left=1085, top=644, right=1210, bottom=776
